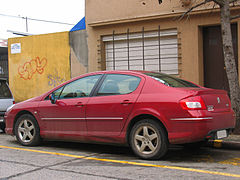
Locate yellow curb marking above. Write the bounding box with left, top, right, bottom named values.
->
left=196, top=155, right=214, bottom=163
left=219, top=158, right=240, bottom=167
left=1, top=145, right=240, bottom=178
left=213, top=140, right=223, bottom=148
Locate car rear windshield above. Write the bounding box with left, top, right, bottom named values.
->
left=0, top=81, right=12, bottom=98
left=144, top=72, right=199, bottom=88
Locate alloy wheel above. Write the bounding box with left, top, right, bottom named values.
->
left=18, top=119, right=35, bottom=143
left=134, top=125, right=159, bottom=155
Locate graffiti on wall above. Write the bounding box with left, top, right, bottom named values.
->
left=18, top=57, right=47, bottom=80
left=48, top=69, right=66, bottom=87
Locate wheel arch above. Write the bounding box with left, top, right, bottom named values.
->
left=13, top=110, right=37, bottom=135
left=126, top=114, right=168, bottom=145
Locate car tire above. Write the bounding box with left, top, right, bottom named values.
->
left=129, top=119, right=168, bottom=160
left=14, top=114, right=41, bottom=146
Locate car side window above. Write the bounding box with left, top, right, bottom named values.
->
left=59, top=75, right=101, bottom=99
left=44, top=86, right=64, bottom=101
left=97, top=74, right=141, bottom=96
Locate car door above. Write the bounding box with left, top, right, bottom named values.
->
left=37, top=74, right=102, bottom=138
left=86, top=73, right=144, bottom=137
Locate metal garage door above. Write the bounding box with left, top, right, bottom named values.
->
left=103, top=29, right=178, bottom=75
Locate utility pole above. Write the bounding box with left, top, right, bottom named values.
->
left=25, top=17, right=28, bottom=32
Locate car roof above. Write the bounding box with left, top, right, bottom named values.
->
left=68, top=70, right=162, bottom=85
left=90, top=70, right=154, bottom=75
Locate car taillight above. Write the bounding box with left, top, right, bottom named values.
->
left=13, top=101, right=15, bottom=104
left=180, top=96, right=206, bottom=110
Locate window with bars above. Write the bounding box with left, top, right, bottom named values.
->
left=102, top=28, right=179, bottom=75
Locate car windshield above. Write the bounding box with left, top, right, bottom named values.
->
left=144, top=72, right=199, bottom=88
left=0, top=80, right=12, bottom=98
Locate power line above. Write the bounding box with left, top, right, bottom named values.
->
left=0, top=13, right=75, bottom=25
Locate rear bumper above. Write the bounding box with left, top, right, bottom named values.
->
left=168, top=111, right=235, bottom=144
left=206, top=128, right=234, bottom=140
left=0, top=112, right=6, bottom=130
left=0, top=111, right=5, bottom=123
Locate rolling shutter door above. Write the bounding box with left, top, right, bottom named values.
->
left=103, top=29, right=178, bottom=75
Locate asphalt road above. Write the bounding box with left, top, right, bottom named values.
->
left=0, top=132, right=240, bottom=180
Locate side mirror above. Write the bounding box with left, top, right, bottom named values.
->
left=49, top=93, right=57, bottom=104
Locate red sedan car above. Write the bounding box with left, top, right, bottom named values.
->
left=5, top=71, right=235, bottom=159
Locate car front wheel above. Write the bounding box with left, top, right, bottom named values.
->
left=14, top=114, right=41, bottom=146
left=129, top=119, right=168, bottom=160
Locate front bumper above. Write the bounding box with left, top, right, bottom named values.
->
left=4, top=112, right=13, bottom=135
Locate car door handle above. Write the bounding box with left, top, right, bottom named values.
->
left=121, top=100, right=133, bottom=104
left=75, top=102, right=84, bottom=107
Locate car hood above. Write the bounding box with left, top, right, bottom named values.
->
left=13, top=95, right=43, bottom=108
left=21, top=95, right=42, bottom=103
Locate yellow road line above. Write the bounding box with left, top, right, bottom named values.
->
left=0, top=145, right=240, bottom=178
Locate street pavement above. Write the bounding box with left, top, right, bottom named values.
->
left=1, top=132, right=240, bottom=179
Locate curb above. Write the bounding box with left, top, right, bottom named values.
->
left=208, top=140, right=240, bottom=150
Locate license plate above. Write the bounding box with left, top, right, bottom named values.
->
left=217, top=130, right=227, bottom=139
left=0, top=117, right=4, bottom=123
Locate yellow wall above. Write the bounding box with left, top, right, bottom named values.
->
left=8, top=32, right=70, bottom=102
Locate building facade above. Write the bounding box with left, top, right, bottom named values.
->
left=85, top=0, right=240, bottom=92
left=8, top=29, right=88, bottom=102
left=8, top=32, right=71, bottom=102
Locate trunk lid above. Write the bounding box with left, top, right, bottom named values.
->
left=179, top=88, right=231, bottom=112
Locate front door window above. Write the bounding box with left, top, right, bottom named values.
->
left=59, top=75, right=101, bottom=99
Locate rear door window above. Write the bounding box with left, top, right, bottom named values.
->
left=96, top=74, right=141, bottom=96
left=0, top=81, right=12, bottom=98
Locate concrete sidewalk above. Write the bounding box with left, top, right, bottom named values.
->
left=209, top=134, right=240, bottom=150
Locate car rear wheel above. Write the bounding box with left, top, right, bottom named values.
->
left=14, top=114, right=41, bottom=146
left=129, top=119, right=168, bottom=160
